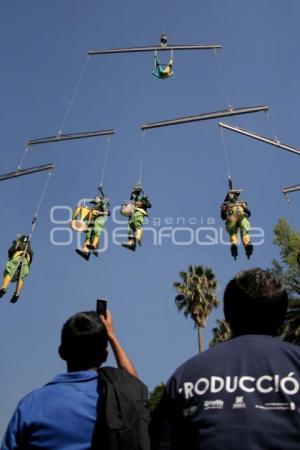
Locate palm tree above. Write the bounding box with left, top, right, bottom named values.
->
left=209, top=319, right=231, bottom=347
left=281, top=298, right=300, bottom=345
left=174, top=265, right=219, bottom=353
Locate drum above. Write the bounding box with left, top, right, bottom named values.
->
left=70, top=206, right=92, bottom=232
left=120, top=202, right=135, bottom=217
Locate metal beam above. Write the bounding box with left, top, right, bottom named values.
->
left=141, top=106, right=268, bottom=130
left=27, top=129, right=116, bottom=146
left=219, top=122, right=300, bottom=156
left=0, top=163, right=55, bottom=182
left=282, top=184, right=300, bottom=195
left=88, top=44, right=222, bottom=56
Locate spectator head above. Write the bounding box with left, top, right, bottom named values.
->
left=224, top=268, right=288, bottom=336
left=59, top=311, right=108, bottom=371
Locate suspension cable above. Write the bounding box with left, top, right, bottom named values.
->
left=214, top=48, right=232, bottom=110
left=17, top=147, right=30, bottom=170
left=220, top=126, right=232, bottom=180
left=138, top=131, right=146, bottom=185
left=11, top=169, right=53, bottom=285
left=99, top=136, right=112, bottom=189
left=160, top=0, right=168, bottom=35
left=265, top=110, right=279, bottom=142
left=58, top=55, right=90, bottom=136
left=31, top=170, right=53, bottom=231
left=283, top=193, right=298, bottom=231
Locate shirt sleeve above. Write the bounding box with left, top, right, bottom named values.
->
left=1, top=405, right=26, bottom=450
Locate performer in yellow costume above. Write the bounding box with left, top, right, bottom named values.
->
left=122, top=184, right=152, bottom=252
left=76, top=192, right=110, bottom=261
left=0, top=235, right=33, bottom=303
left=221, top=189, right=253, bottom=259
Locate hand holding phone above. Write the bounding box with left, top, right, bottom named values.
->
left=96, top=299, right=107, bottom=317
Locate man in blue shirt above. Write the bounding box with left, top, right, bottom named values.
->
left=151, top=268, right=300, bottom=450
left=2, top=310, right=137, bottom=449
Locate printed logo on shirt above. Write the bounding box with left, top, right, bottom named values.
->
left=204, top=399, right=224, bottom=410
left=232, top=396, right=246, bottom=409
left=180, top=372, right=300, bottom=399
left=255, top=402, right=296, bottom=411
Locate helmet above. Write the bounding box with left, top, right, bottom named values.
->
left=132, top=184, right=143, bottom=193
left=90, top=195, right=102, bottom=204
left=160, top=33, right=168, bottom=46
left=17, top=235, right=29, bottom=243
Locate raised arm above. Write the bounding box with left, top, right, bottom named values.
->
left=100, top=310, right=138, bottom=378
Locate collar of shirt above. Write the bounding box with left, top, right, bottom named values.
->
left=46, top=370, right=99, bottom=385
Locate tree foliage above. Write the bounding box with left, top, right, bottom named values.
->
left=209, top=319, right=231, bottom=347
left=270, top=218, right=300, bottom=344
left=174, top=265, right=219, bottom=352
left=149, top=383, right=166, bottom=414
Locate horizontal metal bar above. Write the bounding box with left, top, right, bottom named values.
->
left=141, top=106, right=268, bottom=130
left=219, top=122, right=300, bottom=156
left=27, top=129, right=116, bottom=146
left=282, top=184, right=300, bottom=195
left=0, top=163, right=55, bottom=181
left=88, top=44, right=222, bottom=55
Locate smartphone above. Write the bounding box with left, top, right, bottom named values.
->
left=96, top=299, right=107, bottom=317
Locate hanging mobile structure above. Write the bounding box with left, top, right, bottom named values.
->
left=88, top=33, right=222, bottom=79
left=282, top=183, right=300, bottom=196
left=0, top=166, right=53, bottom=303
left=119, top=132, right=152, bottom=252
left=0, top=163, right=54, bottom=182
left=219, top=128, right=253, bottom=260
left=27, top=55, right=116, bottom=146
left=218, top=122, right=300, bottom=156
left=71, top=136, right=113, bottom=261
left=141, top=105, right=269, bottom=130
left=27, top=129, right=116, bottom=146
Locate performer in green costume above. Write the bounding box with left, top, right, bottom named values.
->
left=122, top=184, right=152, bottom=252
left=76, top=190, right=110, bottom=261
left=0, top=235, right=33, bottom=303
left=221, top=189, right=253, bottom=259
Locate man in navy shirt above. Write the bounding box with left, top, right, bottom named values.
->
left=151, top=268, right=300, bottom=450
left=2, top=310, right=137, bottom=449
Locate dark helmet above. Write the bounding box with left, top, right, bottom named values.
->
left=225, top=189, right=243, bottom=202
left=90, top=195, right=102, bottom=204
left=17, top=235, right=29, bottom=243
left=160, top=33, right=168, bottom=46
left=132, top=184, right=143, bottom=193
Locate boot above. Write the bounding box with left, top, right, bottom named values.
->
left=242, top=235, right=253, bottom=259
left=10, top=293, right=19, bottom=304
left=135, top=229, right=143, bottom=247
left=11, top=280, right=23, bottom=303
left=245, top=244, right=253, bottom=259
left=0, top=288, right=7, bottom=298
left=76, top=240, right=90, bottom=260
left=122, top=238, right=136, bottom=252
left=231, top=244, right=238, bottom=260
left=75, top=249, right=90, bottom=261
left=87, top=236, right=99, bottom=250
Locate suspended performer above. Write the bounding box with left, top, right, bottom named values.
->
left=122, top=184, right=151, bottom=252
left=152, top=51, right=174, bottom=79
left=76, top=192, right=110, bottom=261
left=0, top=235, right=33, bottom=303
left=221, top=189, right=253, bottom=260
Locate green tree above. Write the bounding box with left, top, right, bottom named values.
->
left=174, top=265, right=219, bottom=353
left=270, top=218, right=300, bottom=344
left=149, top=383, right=166, bottom=414
left=209, top=319, right=231, bottom=347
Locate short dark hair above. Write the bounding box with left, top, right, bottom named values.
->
left=224, top=268, right=288, bottom=336
left=60, top=311, right=108, bottom=370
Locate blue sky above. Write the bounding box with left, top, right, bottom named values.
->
left=1, top=0, right=300, bottom=436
